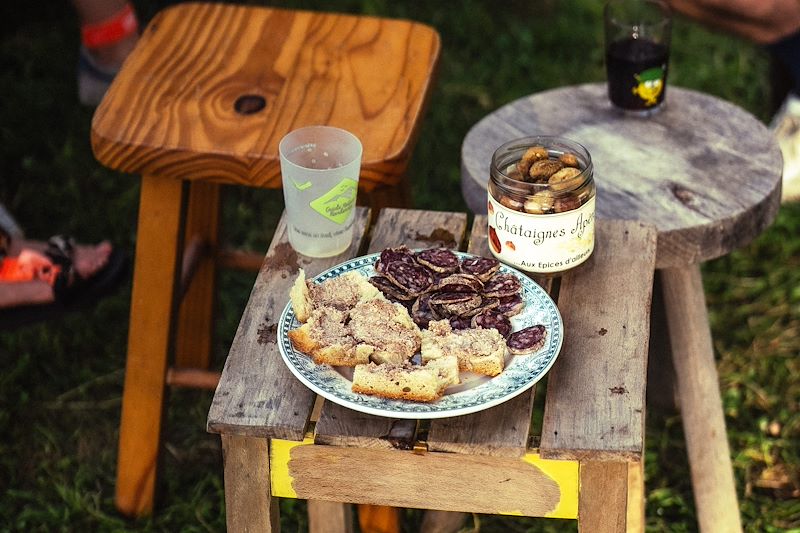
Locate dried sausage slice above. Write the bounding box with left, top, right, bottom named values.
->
left=429, top=291, right=482, bottom=317
left=482, top=273, right=522, bottom=298
left=460, top=256, right=500, bottom=282
left=496, top=294, right=525, bottom=317
left=471, top=310, right=512, bottom=339
left=507, top=324, right=547, bottom=354
left=416, top=248, right=460, bottom=274
left=411, top=293, right=437, bottom=328
left=375, top=245, right=417, bottom=275
left=369, top=275, right=414, bottom=302
left=382, top=260, right=435, bottom=296
left=433, top=273, right=484, bottom=293
left=448, top=315, right=472, bottom=330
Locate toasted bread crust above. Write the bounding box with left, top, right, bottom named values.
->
left=421, top=319, right=506, bottom=377
left=351, top=357, right=458, bottom=402
left=289, top=269, right=313, bottom=323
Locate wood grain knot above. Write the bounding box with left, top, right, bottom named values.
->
left=669, top=183, right=695, bottom=205
left=234, top=94, right=267, bottom=115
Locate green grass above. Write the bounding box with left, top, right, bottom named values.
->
left=1, top=0, right=798, bottom=531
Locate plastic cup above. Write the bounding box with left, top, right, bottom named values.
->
left=279, top=126, right=363, bottom=258
left=604, top=0, right=672, bottom=116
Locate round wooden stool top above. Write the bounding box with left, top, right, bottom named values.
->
left=461, top=83, right=782, bottom=268
left=91, top=2, right=440, bottom=192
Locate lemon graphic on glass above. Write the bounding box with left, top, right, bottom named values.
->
left=631, top=66, right=665, bottom=107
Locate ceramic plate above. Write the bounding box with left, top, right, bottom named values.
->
left=277, top=251, right=563, bottom=419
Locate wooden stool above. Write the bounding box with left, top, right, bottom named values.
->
left=90, top=2, right=440, bottom=516
left=461, top=83, right=783, bottom=532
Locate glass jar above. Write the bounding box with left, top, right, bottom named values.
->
left=487, top=136, right=596, bottom=275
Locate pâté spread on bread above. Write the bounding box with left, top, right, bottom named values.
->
left=287, top=246, right=548, bottom=403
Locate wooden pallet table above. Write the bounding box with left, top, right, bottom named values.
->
left=207, top=206, right=657, bottom=532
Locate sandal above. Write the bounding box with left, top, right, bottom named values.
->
left=0, top=235, right=128, bottom=330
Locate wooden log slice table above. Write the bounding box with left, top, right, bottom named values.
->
left=461, top=82, right=783, bottom=533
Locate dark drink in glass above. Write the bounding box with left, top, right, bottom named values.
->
left=606, top=36, right=669, bottom=111
left=604, top=0, right=671, bottom=115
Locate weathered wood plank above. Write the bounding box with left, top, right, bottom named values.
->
left=427, top=215, right=536, bottom=457
left=314, top=208, right=467, bottom=449
left=274, top=442, right=577, bottom=519
left=207, top=207, right=371, bottom=438
left=222, top=435, right=278, bottom=533
left=540, top=219, right=656, bottom=461
left=578, top=461, right=629, bottom=533
left=426, top=216, right=555, bottom=456
left=460, top=83, right=782, bottom=268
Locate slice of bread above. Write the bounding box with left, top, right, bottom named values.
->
left=349, top=299, right=421, bottom=365
left=351, top=355, right=459, bottom=402
left=290, top=269, right=385, bottom=323
left=287, top=306, right=370, bottom=367
left=421, top=319, right=507, bottom=377
left=289, top=269, right=314, bottom=323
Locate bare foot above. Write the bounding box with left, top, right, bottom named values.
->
left=72, top=241, right=112, bottom=279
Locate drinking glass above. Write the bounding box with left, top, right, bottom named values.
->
left=279, top=125, right=363, bottom=257
left=604, top=0, right=672, bottom=115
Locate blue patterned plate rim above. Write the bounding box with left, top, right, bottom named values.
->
left=277, top=251, right=563, bottom=419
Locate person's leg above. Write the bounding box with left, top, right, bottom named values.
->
left=72, top=0, right=139, bottom=105
left=0, top=281, right=53, bottom=309
left=73, top=0, right=139, bottom=67
left=0, top=238, right=114, bottom=309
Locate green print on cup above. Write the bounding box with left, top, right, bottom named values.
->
left=310, top=178, right=358, bottom=224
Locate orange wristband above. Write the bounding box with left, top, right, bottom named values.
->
left=81, top=2, right=139, bottom=49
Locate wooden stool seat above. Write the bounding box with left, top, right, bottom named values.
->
left=92, top=2, right=440, bottom=193
left=90, top=2, right=440, bottom=517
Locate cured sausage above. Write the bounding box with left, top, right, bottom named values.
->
left=416, top=248, right=460, bottom=274
left=369, top=275, right=414, bottom=302
left=460, top=256, right=500, bottom=281
left=471, top=310, right=512, bottom=339
left=433, top=273, right=484, bottom=293
left=496, top=294, right=525, bottom=317
left=507, top=324, right=547, bottom=354
left=482, top=273, right=522, bottom=298
left=383, top=260, right=435, bottom=296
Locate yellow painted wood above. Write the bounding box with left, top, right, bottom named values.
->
left=271, top=436, right=314, bottom=499
left=270, top=439, right=579, bottom=520
left=521, top=452, right=579, bottom=519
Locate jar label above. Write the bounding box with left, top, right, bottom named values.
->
left=487, top=194, right=596, bottom=274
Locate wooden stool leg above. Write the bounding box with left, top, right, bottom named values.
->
left=579, top=461, right=629, bottom=532
left=660, top=265, right=743, bottom=533
left=420, top=510, right=468, bottom=533
left=357, top=504, right=400, bottom=533
left=115, top=176, right=186, bottom=516
left=222, top=435, right=279, bottom=532
left=626, top=461, right=645, bottom=533
left=309, top=501, right=354, bottom=533
left=175, top=181, right=220, bottom=369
